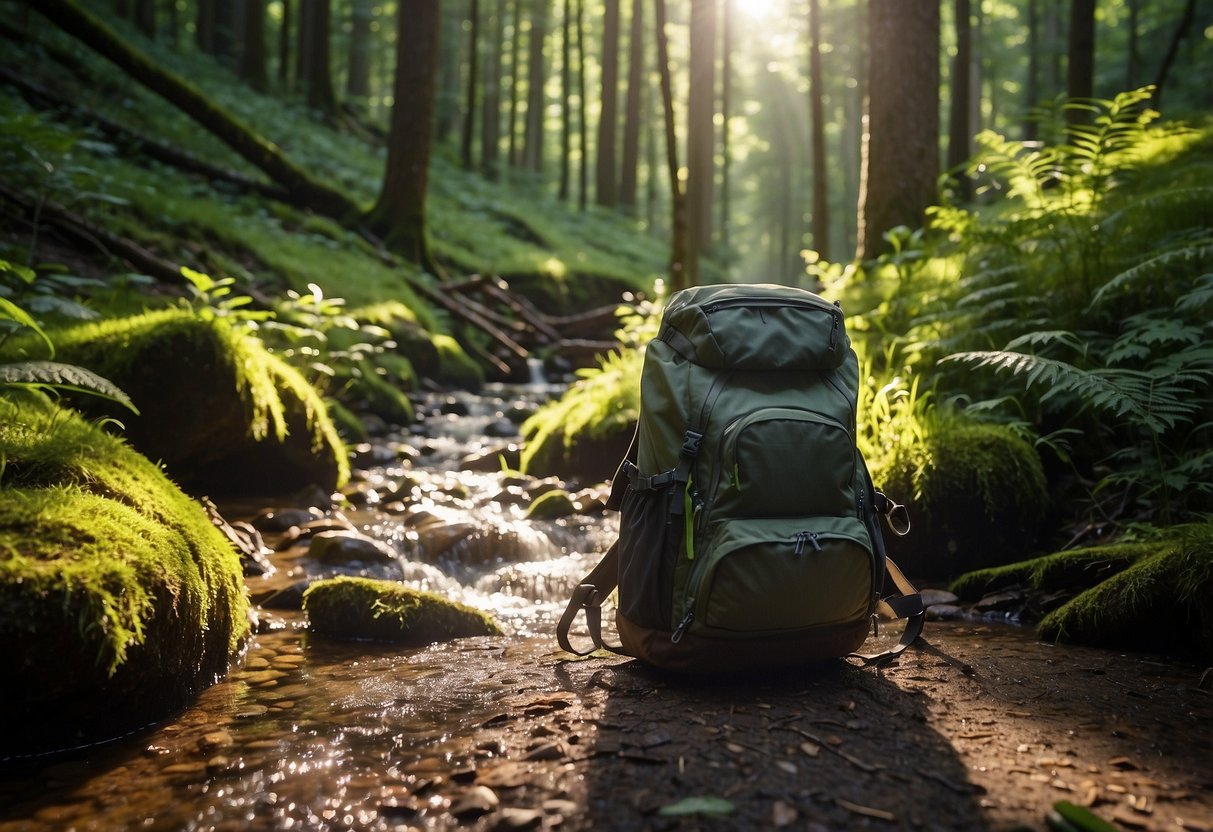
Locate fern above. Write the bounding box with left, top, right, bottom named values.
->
left=1, top=360, right=138, bottom=413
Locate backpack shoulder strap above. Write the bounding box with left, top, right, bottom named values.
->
left=556, top=540, right=627, bottom=656
left=849, top=555, right=925, bottom=665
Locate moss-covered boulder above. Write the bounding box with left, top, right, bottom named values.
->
left=21, top=309, right=348, bottom=496
left=0, top=393, right=250, bottom=755
left=303, top=576, right=502, bottom=645
left=881, top=422, right=1048, bottom=579
left=1037, top=526, right=1213, bottom=658
left=519, top=349, right=639, bottom=484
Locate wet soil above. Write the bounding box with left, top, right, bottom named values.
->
left=1, top=620, right=1210, bottom=831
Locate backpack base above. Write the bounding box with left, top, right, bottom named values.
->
left=617, top=612, right=870, bottom=673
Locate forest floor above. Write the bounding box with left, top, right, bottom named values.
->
left=425, top=624, right=1213, bottom=831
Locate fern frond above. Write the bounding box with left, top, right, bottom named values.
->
left=0, top=361, right=139, bottom=413
left=1090, top=243, right=1213, bottom=306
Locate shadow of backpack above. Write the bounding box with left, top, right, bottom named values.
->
left=557, top=283, right=923, bottom=671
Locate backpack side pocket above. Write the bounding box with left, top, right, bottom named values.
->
left=616, top=473, right=681, bottom=631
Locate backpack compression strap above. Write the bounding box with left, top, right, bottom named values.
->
left=556, top=540, right=625, bottom=656
left=849, top=555, right=926, bottom=665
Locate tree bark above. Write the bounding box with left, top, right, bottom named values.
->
left=238, top=0, right=269, bottom=93
left=213, top=0, right=235, bottom=60
left=365, top=0, right=442, bottom=272
left=559, top=0, right=572, bottom=199
left=278, top=0, right=292, bottom=89
left=1023, top=0, right=1038, bottom=140
left=134, top=0, right=154, bottom=37
left=482, top=0, right=504, bottom=178
left=1125, top=0, right=1139, bottom=89
left=196, top=0, right=215, bottom=53
left=507, top=0, right=523, bottom=167
left=346, top=0, right=372, bottom=99
left=1066, top=0, right=1095, bottom=125
left=522, top=0, right=548, bottom=173
left=856, top=0, right=940, bottom=261
left=576, top=0, right=588, bottom=210
left=462, top=0, right=481, bottom=169
left=654, top=0, right=689, bottom=291
left=947, top=0, right=972, bottom=200
left=1153, top=0, right=1197, bottom=113
left=686, top=0, right=716, bottom=270
left=304, top=0, right=338, bottom=116
left=595, top=0, right=621, bottom=207
left=808, top=0, right=828, bottom=261
left=619, top=0, right=644, bottom=212
left=32, top=0, right=358, bottom=219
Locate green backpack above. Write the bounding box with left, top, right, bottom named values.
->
left=557, top=283, right=924, bottom=671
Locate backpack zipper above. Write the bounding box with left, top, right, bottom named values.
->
left=793, top=531, right=823, bottom=554
left=702, top=297, right=842, bottom=352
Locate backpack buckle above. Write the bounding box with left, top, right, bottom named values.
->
left=681, top=429, right=703, bottom=458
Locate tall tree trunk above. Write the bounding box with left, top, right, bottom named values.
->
left=968, top=2, right=982, bottom=140
left=507, top=0, right=523, bottom=167
left=1023, top=0, right=1039, bottom=140
left=196, top=0, right=215, bottom=53
left=619, top=0, right=644, bottom=212
left=114, top=0, right=129, bottom=20
left=1125, top=0, right=1139, bottom=89
left=213, top=0, right=234, bottom=60
left=595, top=0, right=621, bottom=207
left=686, top=0, right=715, bottom=268
left=437, top=7, right=463, bottom=143
left=462, top=0, right=481, bottom=170
left=947, top=0, right=972, bottom=200
left=304, top=0, right=337, bottom=115
left=1066, top=0, right=1094, bottom=124
left=807, top=0, right=827, bottom=261
left=655, top=0, right=689, bottom=291
left=32, top=0, right=358, bottom=218
left=482, top=0, right=504, bottom=178
left=346, top=0, right=372, bottom=99
left=366, top=0, right=442, bottom=272
left=522, top=0, right=548, bottom=173
left=166, top=0, right=179, bottom=46
left=278, top=0, right=292, bottom=89
left=134, top=0, right=154, bottom=37
left=719, top=0, right=732, bottom=249
left=1153, top=0, right=1197, bottom=113
left=559, top=0, right=572, bottom=199
left=238, top=0, right=269, bottom=92
left=296, top=0, right=313, bottom=92
left=576, top=0, right=588, bottom=210
left=1047, top=1, right=1063, bottom=99
left=856, top=0, right=940, bottom=261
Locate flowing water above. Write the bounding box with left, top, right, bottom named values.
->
left=2, top=383, right=1209, bottom=831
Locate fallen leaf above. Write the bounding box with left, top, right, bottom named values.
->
left=800, top=742, right=821, bottom=758
left=657, top=797, right=735, bottom=818
left=776, top=761, right=797, bottom=775
left=772, top=800, right=798, bottom=827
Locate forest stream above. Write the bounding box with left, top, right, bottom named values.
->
left=1, top=379, right=1210, bottom=832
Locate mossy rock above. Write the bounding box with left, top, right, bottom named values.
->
left=949, top=542, right=1150, bottom=602
left=520, top=426, right=632, bottom=485
left=526, top=489, right=578, bottom=520
left=1037, top=525, right=1213, bottom=658
left=16, top=309, right=349, bottom=496
left=0, top=393, right=249, bottom=755
left=882, top=422, right=1048, bottom=579
left=303, top=576, right=502, bottom=645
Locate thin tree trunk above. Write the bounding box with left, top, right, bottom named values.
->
left=947, top=0, right=972, bottom=200
left=686, top=0, right=716, bottom=268
left=1024, top=0, right=1039, bottom=140
left=238, top=0, right=269, bottom=92
left=522, top=0, right=548, bottom=173
left=576, top=0, right=588, bottom=210
left=719, top=0, right=732, bottom=249
left=347, top=0, right=372, bottom=99
left=1047, top=1, right=1063, bottom=98
left=619, top=0, right=644, bottom=212
left=462, top=0, right=481, bottom=169
left=1153, top=0, right=1197, bottom=113
left=807, top=0, right=827, bottom=261
left=278, top=0, right=292, bottom=90
left=213, top=0, right=234, bottom=60
left=482, top=0, right=504, bottom=178
left=1066, top=0, right=1094, bottom=125
left=559, top=0, right=572, bottom=199
left=1125, top=0, right=1139, bottom=89
left=654, top=0, right=689, bottom=291
left=167, top=0, right=179, bottom=46
left=437, top=7, right=463, bottom=143
left=595, top=0, right=620, bottom=207
left=134, top=0, right=154, bottom=36
left=33, top=0, right=358, bottom=218
left=507, top=0, right=522, bottom=167
left=296, top=0, right=313, bottom=93
left=306, top=0, right=338, bottom=115
left=196, top=0, right=215, bottom=53
left=366, top=0, right=442, bottom=272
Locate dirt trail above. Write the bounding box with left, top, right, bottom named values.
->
left=438, top=622, right=1213, bottom=831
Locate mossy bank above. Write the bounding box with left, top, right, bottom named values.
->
left=0, top=393, right=250, bottom=756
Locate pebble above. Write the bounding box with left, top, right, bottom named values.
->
left=450, top=785, right=500, bottom=818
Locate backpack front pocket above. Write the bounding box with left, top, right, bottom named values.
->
left=616, top=477, right=681, bottom=631
left=678, top=517, right=874, bottom=640
left=710, top=408, right=858, bottom=518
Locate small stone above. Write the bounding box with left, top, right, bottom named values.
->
left=308, top=530, right=397, bottom=565
left=492, top=807, right=543, bottom=830
left=450, top=785, right=500, bottom=819
left=198, top=730, right=233, bottom=751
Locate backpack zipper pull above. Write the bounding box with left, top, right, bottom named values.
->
left=794, top=531, right=822, bottom=555
left=671, top=608, right=695, bottom=643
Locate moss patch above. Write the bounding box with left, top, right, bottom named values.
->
left=0, top=392, right=249, bottom=754
left=949, top=543, right=1149, bottom=601
left=5, top=308, right=348, bottom=495
left=303, top=576, right=502, bottom=645
left=1037, top=526, right=1213, bottom=658
left=882, top=422, right=1048, bottom=579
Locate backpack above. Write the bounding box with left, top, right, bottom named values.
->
left=556, top=283, right=924, bottom=671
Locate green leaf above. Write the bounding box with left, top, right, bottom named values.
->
left=1048, top=801, right=1118, bottom=832
left=0, top=361, right=139, bottom=413
left=0, top=296, right=54, bottom=356
left=657, top=797, right=735, bottom=818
